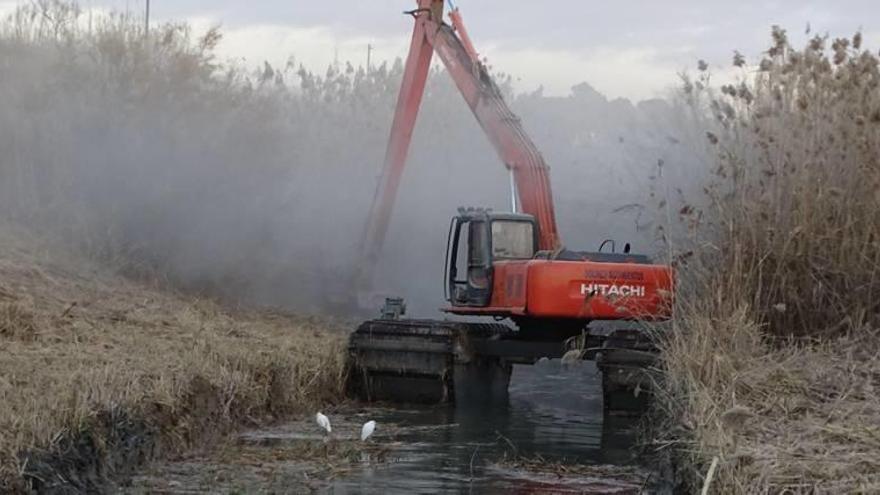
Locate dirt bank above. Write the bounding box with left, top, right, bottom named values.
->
left=0, top=225, right=348, bottom=493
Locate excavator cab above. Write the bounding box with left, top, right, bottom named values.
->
left=444, top=208, right=537, bottom=307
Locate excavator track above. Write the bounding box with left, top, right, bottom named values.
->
left=347, top=318, right=663, bottom=411
left=595, top=327, right=660, bottom=413
left=346, top=319, right=514, bottom=403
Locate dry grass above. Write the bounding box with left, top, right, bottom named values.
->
left=0, top=302, right=38, bottom=341
left=656, top=29, right=880, bottom=493
left=0, top=224, right=348, bottom=492
left=658, top=309, right=880, bottom=493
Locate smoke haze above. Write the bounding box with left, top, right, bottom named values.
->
left=0, top=3, right=705, bottom=316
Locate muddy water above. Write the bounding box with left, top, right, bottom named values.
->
left=126, top=361, right=656, bottom=494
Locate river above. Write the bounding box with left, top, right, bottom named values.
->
left=125, top=360, right=659, bottom=494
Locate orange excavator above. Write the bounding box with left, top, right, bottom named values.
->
left=347, top=0, right=674, bottom=410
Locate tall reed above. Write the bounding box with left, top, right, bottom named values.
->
left=657, top=28, right=880, bottom=493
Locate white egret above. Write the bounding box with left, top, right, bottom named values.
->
left=315, top=412, right=332, bottom=434
left=360, top=420, right=377, bottom=441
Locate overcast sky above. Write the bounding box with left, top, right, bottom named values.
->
left=6, top=1, right=879, bottom=100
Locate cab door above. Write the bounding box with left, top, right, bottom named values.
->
left=445, top=217, right=492, bottom=306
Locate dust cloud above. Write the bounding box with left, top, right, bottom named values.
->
left=0, top=3, right=704, bottom=317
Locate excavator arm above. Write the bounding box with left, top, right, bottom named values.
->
left=358, top=0, right=561, bottom=293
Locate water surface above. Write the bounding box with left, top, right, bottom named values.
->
left=128, top=361, right=652, bottom=494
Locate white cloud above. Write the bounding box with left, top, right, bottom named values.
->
left=204, top=21, right=691, bottom=101
left=0, top=1, right=18, bottom=17
left=480, top=44, right=690, bottom=101
left=864, top=31, right=880, bottom=47
left=211, top=22, right=408, bottom=74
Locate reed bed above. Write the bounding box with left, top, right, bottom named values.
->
left=657, top=28, right=880, bottom=493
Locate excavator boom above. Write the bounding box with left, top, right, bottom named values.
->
left=358, top=0, right=560, bottom=293
left=428, top=13, right=561, bottom=250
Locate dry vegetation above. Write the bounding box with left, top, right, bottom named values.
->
left=0, top=0, right=410, bottom=311
left=0, top=6, right=367, bottom=490
left=0, top=224, right=347, bottom=492
left=657, top=28, right=880, bottom=493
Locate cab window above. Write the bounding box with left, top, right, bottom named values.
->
left=491, top=221, right=535, bottom=259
